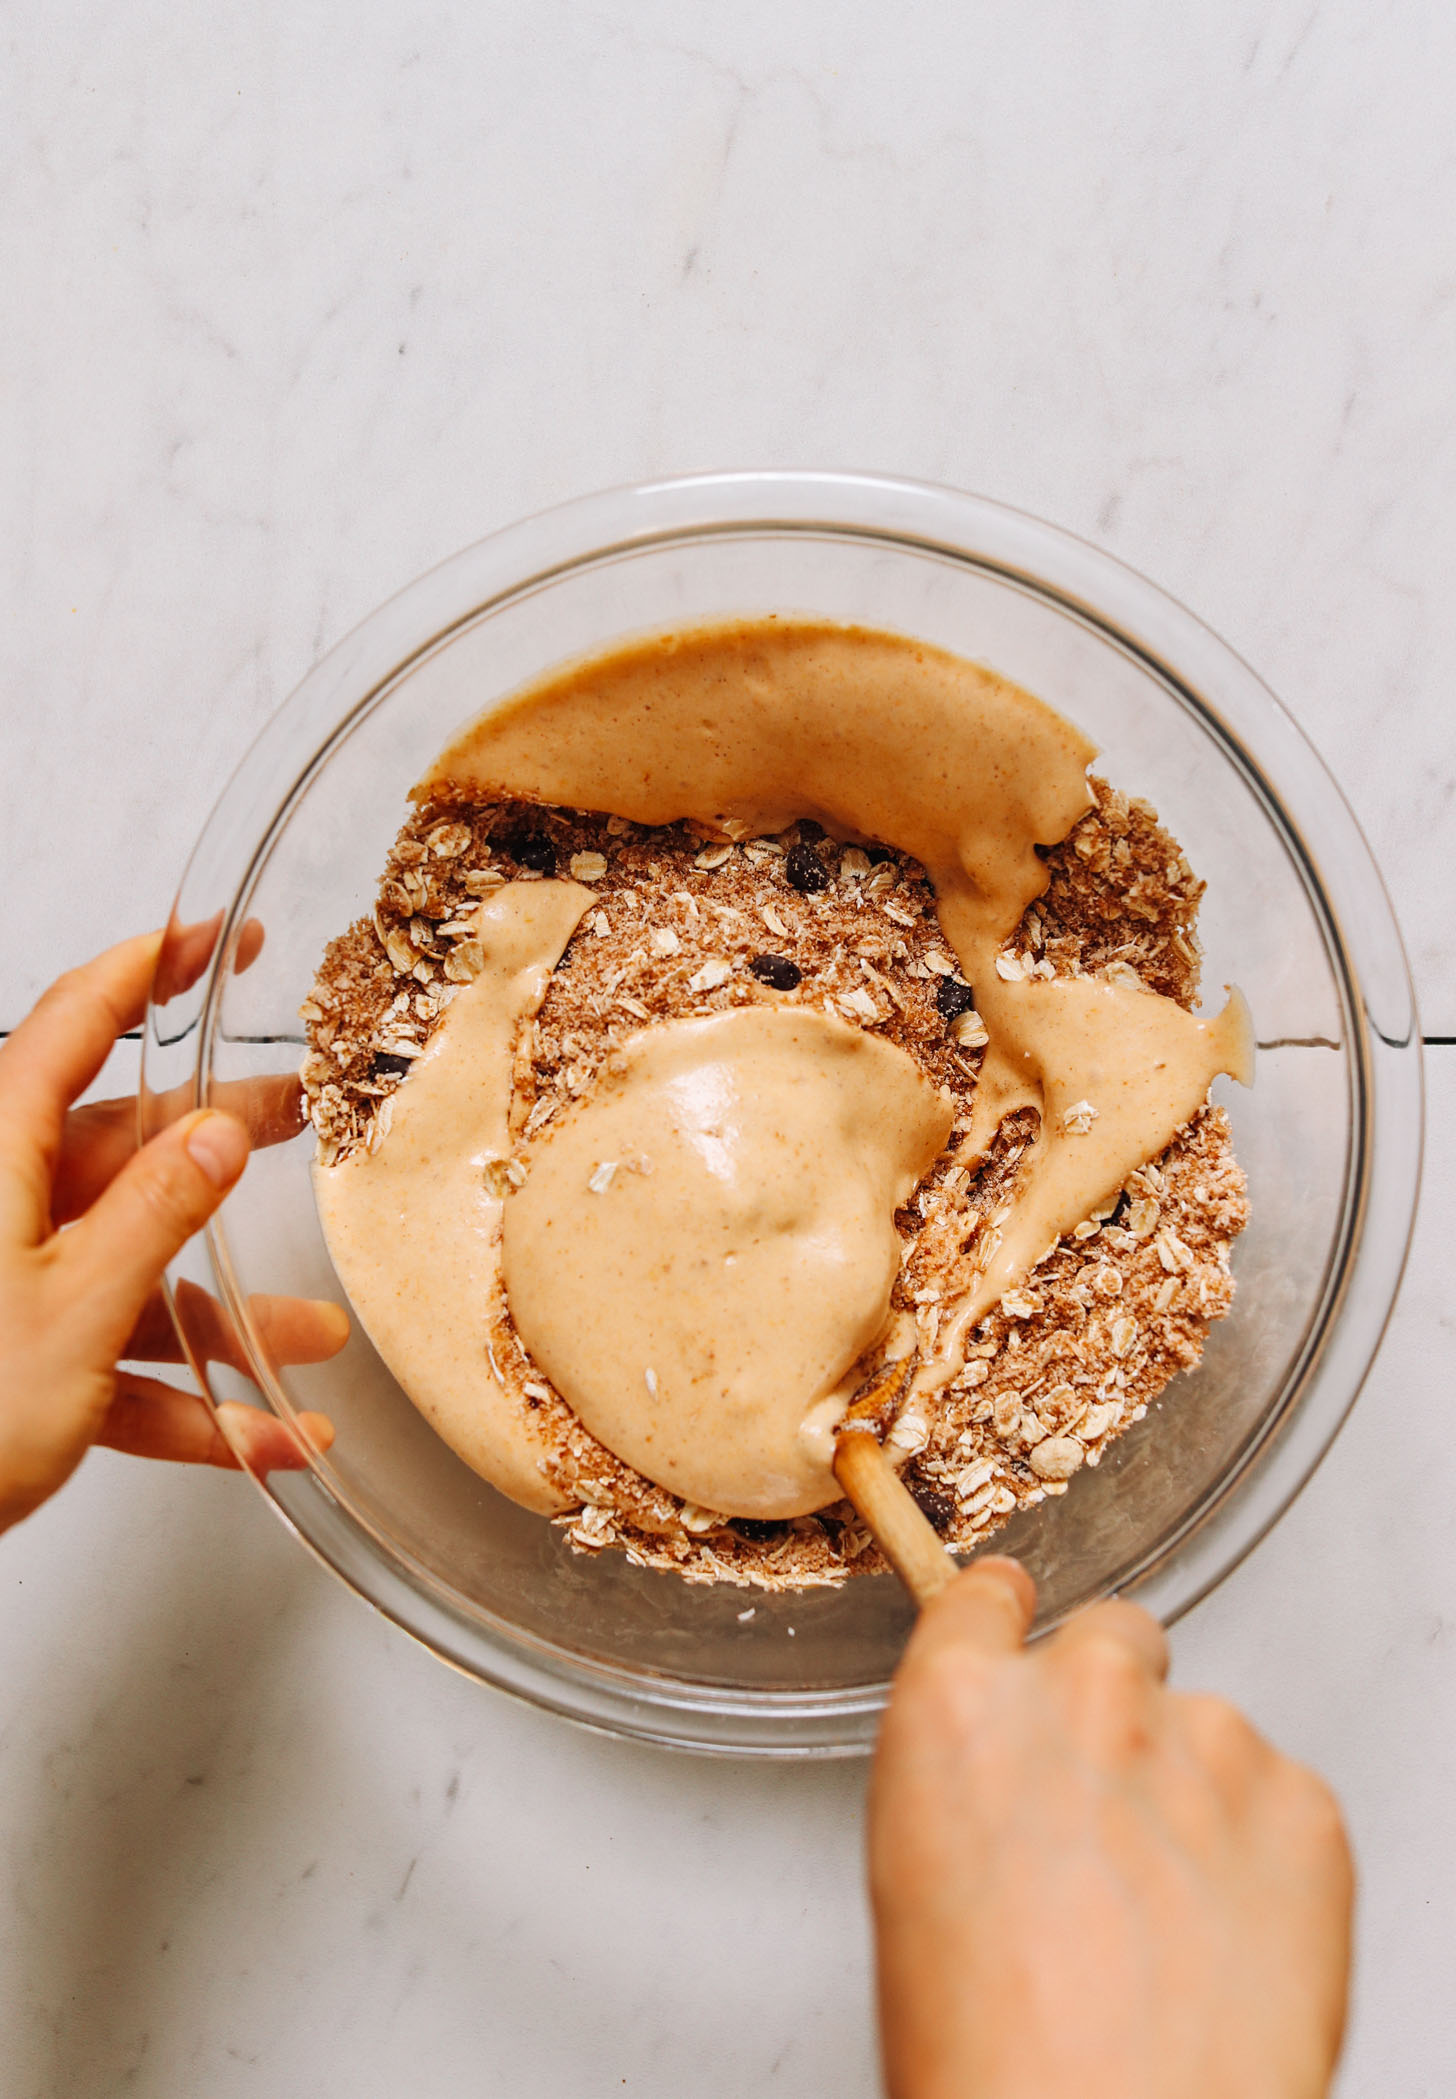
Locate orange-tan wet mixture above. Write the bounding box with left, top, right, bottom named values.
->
left=302, top=621, right=1250, bottom=1589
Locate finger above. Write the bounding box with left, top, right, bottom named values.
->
left=235, top=917, right=265, bottom=974
left=55, top=1072, right=304, bottom=1226
left=905, top=1557, right=1037, bottom=1668
left=98, top=1375, right=334, bottom=1470
left=212, top=1070, right=305, bottom=1143
left=151, top=912, right=221, bottom=1004
left=121, top=1285, right=190, bottom=1361
left=1175, top=1691, right=1273, bottom=1796
left=1047, top=1599, right=1171, bottom=1682
left=152, top=913, right=265, bottom=1005
left=227, top=1292, right=351, bottom=1369
left=49, top=1098, right=139, bottom=1223
left=124, top=1280, right=350, bottom=1370
left=60, top=1110, right=250, bottom=1354
left=0, top=933, right=163, bottom=1242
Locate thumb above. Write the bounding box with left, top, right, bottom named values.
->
left=61, top=1110, right=250, bottom=1351
left=901, top=1556, right=1037, bottom=1671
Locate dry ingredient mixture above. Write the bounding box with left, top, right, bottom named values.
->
left=303, top=774, right=1247, bottom=1590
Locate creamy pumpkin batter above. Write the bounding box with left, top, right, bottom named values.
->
left=311, top=619, right=1250, bottom=1528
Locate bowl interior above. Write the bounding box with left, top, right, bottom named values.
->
left=150, top=512, right=1365, bottom=1747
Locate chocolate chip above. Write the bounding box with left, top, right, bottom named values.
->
left=863, top=843, right=895, bottom=864
left=371, top=1051, right=413, bottom=1078
left=935, top=977, right=977, bottom=1020
left=785, top=842, right=829, bottom=893
left=504, top=832, right=556, bottom=876
left=904, top=1470, right=956, bottom=1534
left=733, top=1517, right=787, bottom=1543
left=748, top=953, right=803, bottom=990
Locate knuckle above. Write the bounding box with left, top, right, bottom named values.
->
left=1056, top=1638, right=1156, bottom=1757
left=27, top=964, right=124, bottom=1060
left=1064, top=1632, right=1147, bottom=1701
left=915, top=1643, right=982, bottom=1706
left=1282, top=1763, right=1350, bottom=1853
left=1082, top=1599, right=1165, bottom=1663
left=900, top=1645, right=996, bottom=1734
left=1183, top=1692, right=1260, bottom=1770
left=35, top=968, right=87, bottom=1020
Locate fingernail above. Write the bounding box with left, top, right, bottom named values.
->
left=311, top=1301, right=352, bottom=1352
left=185, top=1112, right=249, bottom=1188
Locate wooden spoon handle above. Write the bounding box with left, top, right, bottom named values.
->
left=833, top=1430, right=957, bottom=1608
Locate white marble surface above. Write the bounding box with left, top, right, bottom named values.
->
left=2, top=5, right=1453, bottom=2094
left=3, top=0, right=1455, bottom=1029
left=0, top=1044, right=1449, bottom=2098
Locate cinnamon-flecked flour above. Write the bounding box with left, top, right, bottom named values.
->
left=303, top=764, right=1247, bottom=1590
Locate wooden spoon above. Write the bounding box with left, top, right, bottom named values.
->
left=832, top=1359, right=957, bottom=1606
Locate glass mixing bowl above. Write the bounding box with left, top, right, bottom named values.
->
left=143, top=472, right=1423, bottom=1756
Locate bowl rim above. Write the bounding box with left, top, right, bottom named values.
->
left=147, top=469, right=1425, bottom=1756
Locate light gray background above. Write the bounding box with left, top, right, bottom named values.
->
left=2, top=5, right=1451, bottom=2094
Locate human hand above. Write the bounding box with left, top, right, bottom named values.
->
left=870, top=1560, right=1352, bottom=2099
left=0, top=930, right=344, bottom=1533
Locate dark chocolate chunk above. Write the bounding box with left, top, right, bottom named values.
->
left=732, top=1517, right=787, bottom=1544
left=504, top=832, right=557, bottom=876
left=785, top=842, right=829, bottom=893
left=748, top=953, right=803, bottom=990
left=904, top=1468, right=956, bottom=1534
left=371, top=1051, right=414, bottom=1078
left=935, top=976, right=977, bottom=1020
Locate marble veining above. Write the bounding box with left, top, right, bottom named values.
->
left=3, top=0, right=1455, bottom=1026
left=1, top=5, right=1453, bottom=2092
